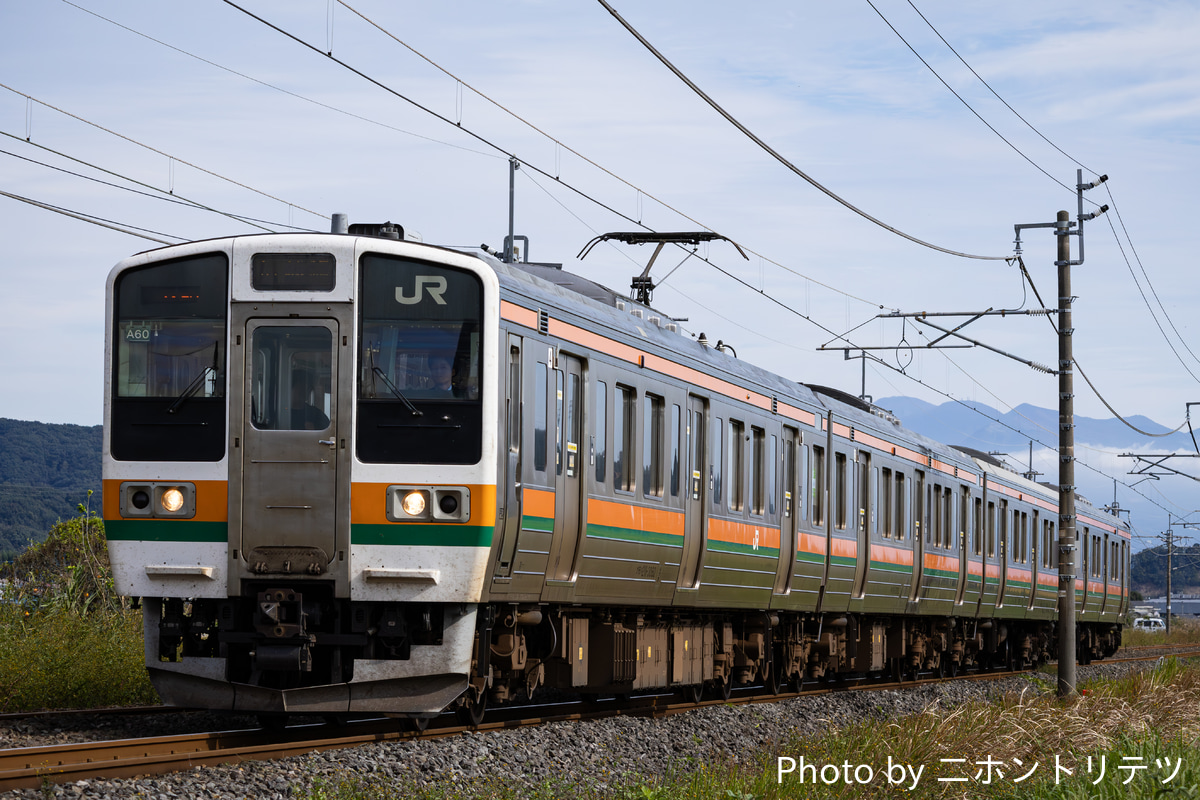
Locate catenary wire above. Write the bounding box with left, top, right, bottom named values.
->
left=1103, top=183, right=1200, bottom=373
left=0, top=81, right=326, bottom=223
left=58, top=0, right=498, bottom=162
left=596, top=0, right=1009, bottom=261
left=0, top=189, right=182, bottom=244
left=220, top=0, right=887, bottom=311
left=1, top=126, right=276, bottom=234
left=331, top=0, right=885, bottom=307
left=0, top=144, right=313, bottom=232
left=862, top=0, right=1082, bottom=197
left=902, top=0, right=1099, bottom=177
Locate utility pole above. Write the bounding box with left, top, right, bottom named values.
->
left=1167, top=526, right=1173, bottom=634
left=1012, top=170, right=1108, bottom=697
left=1056, top=208, right=1078, bottom=696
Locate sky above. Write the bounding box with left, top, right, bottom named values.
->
left=3, top=0, right=1200, bottom=549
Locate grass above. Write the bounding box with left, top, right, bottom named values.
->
left=0, top=508, right=159, bottom=711
left=0, top=603, right=158, bottom=711
left=294, top=657, right=1200, bottom=800
left=1121, top=615, right=1200, bottom=649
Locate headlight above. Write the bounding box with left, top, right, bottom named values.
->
left=401, top=491, right=427, bottom=517
left=120, top=482, right=196, bottom=519
left=387, top=486, right=470, bottom=523
left=160, top=487, right=185, bottom=513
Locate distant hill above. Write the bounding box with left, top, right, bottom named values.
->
left=876, top=397, right=1200, bottom=598
left=0, top=418, right=101, bottom=557
left=1131, top=544, right=1200, bottom=597
left=875, top=396, right=1192, bottom=453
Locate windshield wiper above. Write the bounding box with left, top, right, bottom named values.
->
left=167, top=343, right=218, bottom=415
left=371, top=365, right=422, bottom=417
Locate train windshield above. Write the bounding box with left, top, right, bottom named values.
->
left=357, top=254, right=483, bottom=464
left=110, top=253, right=228, bottom=461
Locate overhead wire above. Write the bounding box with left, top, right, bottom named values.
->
left=595, top=0, right=1008, bottom=262
left=0, top=189, right=182, bottom=244
left=329, top=0, right=885, bottom=309
left=220, top=0, right=887, bottom=314
left=1102, top=184, right=1200, bottom=376
left=1, top=126, right=275, bottom=234
left=0, top=81, right=327, bottom=223
left=902, top=0, right=1099, bottom=177
left=0, top=144, right=312, bottom=232
left=58, top=0, right=497, bottom=162
left=885, top=2, right=1200, bottom=414
left=40, top=4, right=1193, bottom=530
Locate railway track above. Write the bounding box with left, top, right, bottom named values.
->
left=4, top=645, right=1199, bottom=792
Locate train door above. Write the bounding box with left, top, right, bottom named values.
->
left=1027, top=510, right=1040, bottom=610
left=239, top=318, right=342, bottom=569
left=955, top=487, right=969, bottom=605
left=546, top=354, right=585, bottom=582
left=908, top=469, right=925, bottom=603
left=678, top=395, right=709, bottom=589
left=493, top=334, right=524, bottom=579
left=996, top=499, right=1009, bottom=608
left=852, top=450, right=871, bottom=598
left=772, top=426, right=799, bottom=595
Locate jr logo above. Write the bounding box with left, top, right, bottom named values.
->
left=395, top=276, right=448, bottom=305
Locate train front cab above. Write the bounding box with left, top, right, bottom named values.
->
left=103, top=235, right=500, bottom=716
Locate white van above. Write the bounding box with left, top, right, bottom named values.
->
left=1134, top=617, right=1166, bottom=632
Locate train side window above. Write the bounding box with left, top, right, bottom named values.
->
left=534, top=362, right=548, bottom=474
left=834, top=452, right=847, bottom=529
left=670, top=404, right=681, bottom=497
left=811, top=444, right=825, bottom=526
left=595, top=381, right=607, bottom=484
left=614, top=385, right=635, bottom=492
left=942, top=488, right=951, bottom=549
left=508, top=347, right=521, bottom=456
left=1047, top=521, right=1056, bottom=569
left=751, top=426, right=766, bottom=516
left=928, top=485, right=940, bottom=546
left=1022, top=513, right=1030, bottom=564
left=782, top=435, right=794, bottom=518
left=643, top=394, right=664, bottom=498
left=894, top=471, right=905, bottom=540
left=798, top=444, right=808, bottom=523
left=998, top=500, right=1008, bottom=559
left=986, top=501, right=996, bottom=558
left=913, top=470, right=925, bottom=543
left=729, top=420, right=745, bottom=512
left=973, top=497, right=983, bottom=555
left=714, top=418, right=724, bottom=508
left=555, top=369, right=565, bottom=475
left=881, top=468, right=893, bottom=537
left=858, top=452, right=870, bottom=536
left=959, top=488, right=970, bottom=551
left=768, top=434, right=778, bottom=517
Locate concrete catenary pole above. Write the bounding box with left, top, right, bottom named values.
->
left=1057, top=208, right=1077, bottom=696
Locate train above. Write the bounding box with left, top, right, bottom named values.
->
left=102, top=220, right=1129, bottom=724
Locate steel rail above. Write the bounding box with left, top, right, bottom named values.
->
left=3, top=647, right=1198, bottom=791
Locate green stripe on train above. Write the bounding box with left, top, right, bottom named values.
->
left=351, top=524, right=492, bottom=547
left=587, top=522, right=684, bottom=547
left=105, top=519, right=228, bottom=542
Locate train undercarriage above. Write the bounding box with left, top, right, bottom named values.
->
left=142, top=592, right=1122, bottom=723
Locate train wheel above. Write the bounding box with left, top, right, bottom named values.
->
left=891, top=659, right=906, bottom=684
left=683, top=684, right=704, bottom=705
left=457, top=692, right=487, bottom=728
left=710, top=672, right=734, bottom=702
left=405, top=715, right=431, bottom=733
left=947, top=659, right=959, bottom=678
left=765, top=661, right=783, bottom=695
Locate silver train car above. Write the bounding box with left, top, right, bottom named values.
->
left=102, top=224, right=1129, bottom=723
